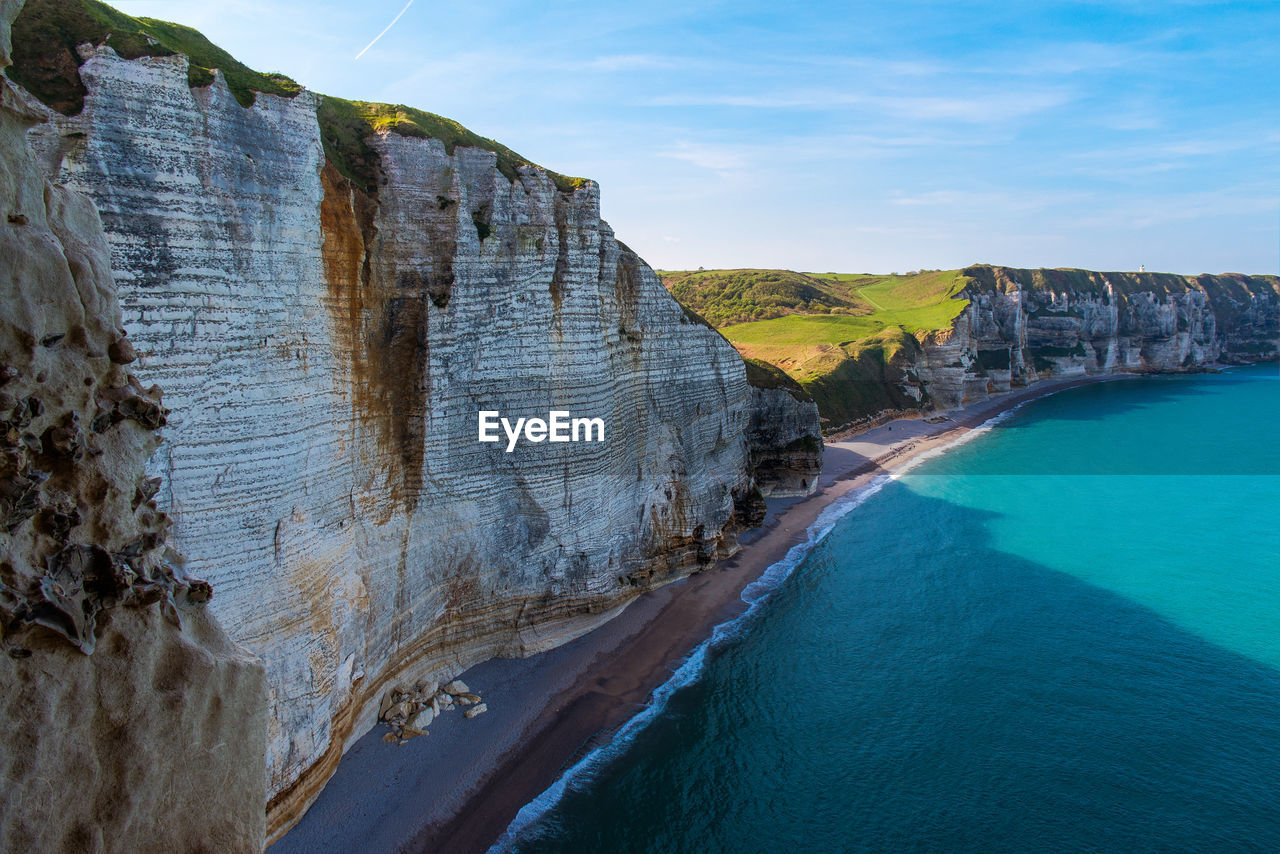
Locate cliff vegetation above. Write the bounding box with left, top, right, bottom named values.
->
left=661, top=269, right=969, bottom=424
left=6, top=0, right=301, bottom=111
left=7, top=0, right=587, bottom=194
left=659, top=267, right=969, bottom=327
left=317, top=95, right=587, bottom=194
left=742, top=357, right=812, bottom=401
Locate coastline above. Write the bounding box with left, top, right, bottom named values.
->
left=270, top=373, right=1134, bottom=854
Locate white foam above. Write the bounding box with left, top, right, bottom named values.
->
left=487, top=395, right=1055, bottom=852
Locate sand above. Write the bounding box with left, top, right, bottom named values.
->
left=270, top=375, right=1132, bottom=854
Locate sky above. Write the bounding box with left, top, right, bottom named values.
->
left=112, top=0, right=1279, bottom=275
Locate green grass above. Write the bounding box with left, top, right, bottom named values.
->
left=658, top=267, right=972, bottom=426
left=657, top=268, right=970, bottom=327
left=851, top=269, right=969, bottom=311
left=317, top=96, right=587, bottom=193
left=799, top=332, right=925, bottom=426
left=657, top=269, right=866, bottom=326
left=7, top=0, right=300, bottom=111
left=9, top=0, right=589, bottom=195
left=724, top=316, right=948, bottom=383
left=742, top=358, right=812, bottom=401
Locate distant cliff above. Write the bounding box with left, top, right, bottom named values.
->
left=6, top=0, right=820, bottom=841
left=694, top=264, right=1277, bottom=431
left=910, top=265, right=1279, bottom=411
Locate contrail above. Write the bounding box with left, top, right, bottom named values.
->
left=354, top=0, right=417, bottom=60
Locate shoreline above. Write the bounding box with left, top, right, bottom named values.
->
left=271, top=373, right=1133, bottom=854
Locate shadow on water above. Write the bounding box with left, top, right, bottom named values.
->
left=920, top=370, right=1280, bottom=476
left=994, top=375, right=1212, bottom=423
left=987, top=367, right=1278, bottom=429
left=511, top=482, right=1280, bottom=854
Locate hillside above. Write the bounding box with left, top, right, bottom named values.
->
left=659, top=268, right=973, bottom=424
left=658, top=267, right=968, bottom=327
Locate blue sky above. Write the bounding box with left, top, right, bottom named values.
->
left=113, top=0, right=1278, bottom=275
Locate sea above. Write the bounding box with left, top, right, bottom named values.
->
left=496, top=363, right=1280, bottom=854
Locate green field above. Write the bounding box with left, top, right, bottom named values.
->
left=658, top=268, right=973, bottom=427
left=723, top=316, right=922, bottom=382
left=658, top=268, right=969, bottom=327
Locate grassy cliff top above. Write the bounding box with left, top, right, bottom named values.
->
left=725, top=316, right=935, bottom=383
left=7, top=0, right=301, bottom=110
left=8, top=0, right=587, bottom=193
left=662, top=265, right=1280, bottom=333
left=665, top=263, right=1278, bottom=425
left=317, top=96, right=587, bottom=193
left=742, top=357, right=813, bottom=401
left=964, top=264, right=1280, bottom=300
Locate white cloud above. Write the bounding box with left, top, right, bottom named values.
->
left=640, top=87, right=1074, bottom=124
left=658, top=141, right=754, bottom=173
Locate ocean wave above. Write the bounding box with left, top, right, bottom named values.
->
left=487, top=403, right=1030, bottom=852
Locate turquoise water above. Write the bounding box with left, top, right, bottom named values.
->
left=501, top=365, right=1280, bottom=853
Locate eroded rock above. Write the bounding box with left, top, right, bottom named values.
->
left=0, top=4, right=265, bottom=849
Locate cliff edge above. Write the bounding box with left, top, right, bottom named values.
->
left=694, top=265, right=1277, bottom=431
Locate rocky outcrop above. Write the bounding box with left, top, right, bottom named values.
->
left=12, top=16, right=768, bottom=838
left=0, top=2, right=265, bottom=851
left=747, top=387, right=822, bottom=496
left=910, top=266, right=1280, bottom=410
left=742, top=360, right=822, bottom=496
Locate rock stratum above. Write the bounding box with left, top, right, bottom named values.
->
left=0, top=2, right=266, bottom=852
left=4, top=0, right=821, bottom=844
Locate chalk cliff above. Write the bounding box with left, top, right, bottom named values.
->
left=910, top=265, right=1280, bottom=410
left=5, top=0, right=815, bottom=840
left=805, top=265, right=1279, bottom=430
left=743, top=359, right=822, bottom=496
left=0, top=2, right=265, bottom=851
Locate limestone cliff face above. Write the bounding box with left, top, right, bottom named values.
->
left=0, top=3, right=265, bottom=851
left=21, top=43, right=765, bottom=837
left=911, top=266, right=1280, bottom=410
left=746, top=387, right=822, bottom=496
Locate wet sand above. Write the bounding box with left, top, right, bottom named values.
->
left=271, top=374, right=1131, bottom=854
